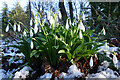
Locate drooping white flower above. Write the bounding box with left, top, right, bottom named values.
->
left=79, top=30, right=83, bottom=39
left=30, top=19, right=33, bottom=26
left=70, top=59, right=74, bottom=64
left=69, top=20, right=71, bottom=25
left=31, top=41, right=33, bottom=49
left=113, top=54, right=118, bottom=65
left=95, top=54, right=98, bottom=60
left=103, top=27, right=106, bottom=35
left=82, top=12, right=85, bottom=20
left=58, top=11, right=62, bottom=19
left=13, top=23, right=16, bottom=32
left=34, top=23, right=38, bottom=34
left=49, top=16, right=55, bottom=28
left=47, top=11, right=51, bottom=21
left=30, top=29, right=33, bottom=37
left=5, top=25, right=9, bottom=32
left=66, top=20, right=69, bottom=30
left=18, top=24, right=21, bottom=32
left=90, top=57, right=93, bottom=68
left=104, top=41, right=108, bottom=50
left=78, top=20, right=85, bottom=32
left=23, top=30, right=27, bottom=36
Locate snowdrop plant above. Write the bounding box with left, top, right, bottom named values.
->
left=82, top=12, right=85, bottom=20
left=18, top=24, right=21, bottom=32
left=113, top=54, right=118, bottom=68
left=90, top=57, right=93, bottom=68
left=31, top=41, right=34, bottom=49
left=7, top=9, right=107, bottom=77
left=58, top=10, right=62, bottom=19
left=5, top=24, right=9, bottom=32
left=13, top=23, right=16, bottom=32
left=30, top=29, right=33, bottom=37
left=78, top=20, right=85, bottom=32
left=23, top=30, right=27, bottom=37
left=30, top=19, right=33, bottom=26
left=49, top=16, right=55, bottom=28
left=103, top=27, right=106, bottom=35
left=79, top=30, right=83, bottom=39
left=66, top=19, right=69, bottom=30
left=104, top=40, right=108, bottom=50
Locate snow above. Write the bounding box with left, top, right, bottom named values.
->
left=40, top=73, right=53, bottom=79
left=14, top=66, right=31, bottom=78
left=86, top=61, right=119, bottom=79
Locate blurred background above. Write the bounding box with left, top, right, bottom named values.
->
left=0, top=0, right=120, bottom=41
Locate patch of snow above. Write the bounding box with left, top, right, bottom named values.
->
left=59, top=72, right=66, bottom=78
left=14, top=66, right=31, bottom=79
left=64, top=65, right=83, bottom=78
left=40, top=73, right=52, bottom=79
left=0, top=69, right=8, bottom=79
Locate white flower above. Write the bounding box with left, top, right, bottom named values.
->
left=103, top=27, right=106, bottom=35
left=113, top=54, right=118, bottom=65
left=13, top=23, right=16, bottom=32
left=30, top=19, right=33, bottom=26
left=78, top=20, right=85, bottom=32
left=34, top=23, right=38, bottom=34
left=47, top=11, right=51, bottom=21
left=70, top=59, right=74, bottom=64
left=5, top=25, right=9, bottom=32
left=95, top=54, right=98, bottom=60
left=34, top=15, right=38, bottom=33
left=69, top=20, right=71, bottom=25
left=31, top=41, right=33, bottom=49
left=59, top=11, right=62, bottom=19
left=49, top=16, right=55, bottom=28
left=66, top=20, right=69, bottom=30
left=18, top=24, right=21, bottom=32
left=90, top=57, right=93, bottom=68
left=79, top=30, right=83, bottom=39
left=82, top=12, right=85, bottom=20
left=23, top=30, right=27, bottom=36
left=30, top=29, right=33, bottom=37
left=104, top=41, right=108, bottom=50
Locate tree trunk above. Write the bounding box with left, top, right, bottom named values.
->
left=59, top=1, right=67, bottom=25
left=68, top=2, right=73, bottom=22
